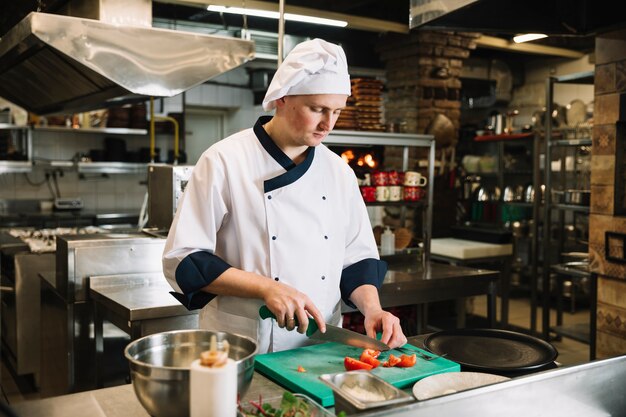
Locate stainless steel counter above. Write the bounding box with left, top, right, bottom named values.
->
left=12, top=355, right=626, bottom=417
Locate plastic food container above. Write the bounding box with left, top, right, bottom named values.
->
left=237, top=392, right=333, bottom=417
left=319, top=371, right=413, bottom=415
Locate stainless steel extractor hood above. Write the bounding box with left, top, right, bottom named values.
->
left=0, top=0, right=255, bottom=115
left=410, top=0, right=626, bottom=36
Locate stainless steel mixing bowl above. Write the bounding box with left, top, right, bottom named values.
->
left=124, top=329, right=257, bottom=417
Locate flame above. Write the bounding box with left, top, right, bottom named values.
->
left=341, top=150, right=378, bottom=169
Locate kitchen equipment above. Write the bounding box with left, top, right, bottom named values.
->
left=0, top=0, right=255, bottom=115
left=124, top=329, right=257, bottom=417
left=259, top=306, right=390, bottom=351
left=320, top=370, right=413, bottom=414
left=148, top=164, right=194, bottom=230
left=412, top=372, right=510, bottom=400
left=563, top=189, right=590, bottom=206
left=503, top=186, right=515, bottom=202
left=254, top=342, right=459, bottom=406
left=424, top=329, right=557, bottom=374
left=425, top=113, right=456, bottom=148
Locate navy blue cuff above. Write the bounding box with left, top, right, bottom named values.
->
left=340, top=258, right=388, bottom=308
left=172, top=251, right=232, bottom=310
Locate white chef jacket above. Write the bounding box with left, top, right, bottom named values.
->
left=163, top=116, right=386, bottom=353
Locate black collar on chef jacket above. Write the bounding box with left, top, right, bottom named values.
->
left=254, top=115, right=315, bottom=193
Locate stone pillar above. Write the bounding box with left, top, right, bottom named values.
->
left=590, top=28, right=626, bottom=358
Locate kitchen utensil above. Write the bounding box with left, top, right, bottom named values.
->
left=320, top=370, right=413, bottom=415
left=426, top=113, right=456, bottom=148
left=259, top=306, right=390, bottom=351
left=424, top=328, right=557, bottom=374
left=563, top=189, right=590, bottom=206
left=124, top=329, right=257, bottom=417
left=412, top=371, right=510, bottom=400
left=254, top=342, right=459, bottom=406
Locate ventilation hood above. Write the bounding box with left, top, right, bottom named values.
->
left=0, top=0, right=255, bottom=115
left=410, top=0, right=626, bottom=36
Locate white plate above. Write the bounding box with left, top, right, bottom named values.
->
left=412, top=372, right=510, bottom=400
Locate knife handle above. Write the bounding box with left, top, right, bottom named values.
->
left=258, top=306, right=319, bottom=337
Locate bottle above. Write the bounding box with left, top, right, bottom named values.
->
left=380, top=226, right=395, bottom=255
left=190, top=335, right=237, bottom=417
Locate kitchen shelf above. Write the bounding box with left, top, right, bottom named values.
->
left=34, top=160, right=148, bottom=174
left=325, top=131, right=435, bottom=263
left=551, top=204, right=590, bottom=213
left=77, top=162, right=147, bottom=174
left=541, top=70, right=595, bottom=360
left=33, top=126, right=148, bottom=135
left=0, top=161, right=31, bottom=173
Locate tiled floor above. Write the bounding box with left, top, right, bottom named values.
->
left=1, top=295, right=592, bottom=407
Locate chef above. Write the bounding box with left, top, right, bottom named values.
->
left=163, top=38, right=406, bottom=353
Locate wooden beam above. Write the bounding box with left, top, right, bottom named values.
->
left=476, top=35, right=585, bottom=58
left=160, top=0, right=409, bottom=34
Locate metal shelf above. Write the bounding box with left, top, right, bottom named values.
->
left=0, top=161, right=32, bottom=173
left=34, top=160, right=148, bottom=174
left=77, top=162, right=147, bottom=174
left=552, top=262, right=591, bottom=279
left=549, top=138, right=592, bottom=147
left=326, top=130, right=433, bottom=147
left=33, top=126, right=148, bottom=135
left=551, top=204, right=590, bottom=213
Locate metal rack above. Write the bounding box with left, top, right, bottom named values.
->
left=541, top=71, right=596, bottom=359
left=325, top=130, right=435, bottom=264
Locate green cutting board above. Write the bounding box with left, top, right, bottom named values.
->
left=254, top=343, right=460, bottom=407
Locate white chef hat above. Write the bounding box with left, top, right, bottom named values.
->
left=262, top=38, right=351, bottom=111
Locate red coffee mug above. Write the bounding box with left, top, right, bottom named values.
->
left=360, top=186, right=376, bottom=202
left=372, top=171, right=389, bottom=186
left=404, top=186, right=422, bottom=201
left=387, top=170, right=400, bottom=185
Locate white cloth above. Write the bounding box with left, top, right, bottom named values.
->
left=162, top=123, right=379, bottom=353
left=262, top=38, right=351, bottom=111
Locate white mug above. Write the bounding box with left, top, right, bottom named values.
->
left=404, top=171, right=428, bottom=187
left=389, top=186, right=402, bottom=202
left=375, top=186, right=390, bottom=202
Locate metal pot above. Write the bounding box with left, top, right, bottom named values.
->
left=125, top=329, right=257, bottom=417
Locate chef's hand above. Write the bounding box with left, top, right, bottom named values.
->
left=363, top=309, right=407, bottom=349
left=263, top=281, right=326, bottom=335
left=349, top=284, right=407, bottom=349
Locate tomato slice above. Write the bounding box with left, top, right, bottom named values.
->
left=344, top=357, right=374, bottom=371
left=359, top=350, right=381, bottom=368
left=297, top=365, right=307, bottom=373
left=382, top=354, right=401, bottom=367
left=362, top=349, right=381, bottom=359
left=396, top=354, right=417, bottom=368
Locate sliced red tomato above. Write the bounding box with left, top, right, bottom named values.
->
left=359, top=350, right=381, bottom=368
left=382, top=354, right=401, bottom=367
left=344, top=357, right=374, bottom=371
left=362, top=349, right=381, bottom=359
left=297, top=365, right=307, bottom=373
left=396, top=354, right=417, bottom=368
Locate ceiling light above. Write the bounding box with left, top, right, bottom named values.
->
left=513, top=33, right=548, bottom=43
left=207, top=5, right=348, bottom=27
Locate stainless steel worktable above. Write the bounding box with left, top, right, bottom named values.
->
left=89, top=273, right=198, bottom=388
left=373, top=261, right=499, bottom=328
left=12, top=355, right=626, bottom=417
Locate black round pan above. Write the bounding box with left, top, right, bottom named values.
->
left=424, top=329, right=558, bottom=372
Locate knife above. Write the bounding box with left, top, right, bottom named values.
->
left=259, top=306, right=390, bottom=351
